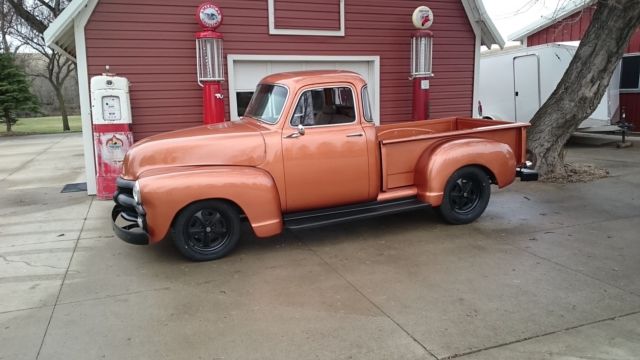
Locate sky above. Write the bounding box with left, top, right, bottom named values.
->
left=481, top=0, right=588, bottom=47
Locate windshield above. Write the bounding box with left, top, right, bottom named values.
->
left=244, top=84, right=288, bottom=124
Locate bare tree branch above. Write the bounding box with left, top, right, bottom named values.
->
left=6, top=0, right=47, bottom=34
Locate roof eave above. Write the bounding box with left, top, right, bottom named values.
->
left=509, top=0, right=596, bottom=41
left=43, top=0, right=90, bottom=59
left=461, top=0, right=506, bottom=49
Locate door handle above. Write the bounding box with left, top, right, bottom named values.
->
left=346, top=133, right=363, bottom=137
left=284, top=132, right=301, bottom=139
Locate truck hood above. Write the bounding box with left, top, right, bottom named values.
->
left=122, top=120, right=266, bottom=179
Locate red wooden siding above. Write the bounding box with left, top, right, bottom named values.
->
left=85, top=0, right=476, bottom=140
left=274, top=0, right=340, bottom=31
left=621, top=93, right=640, bottom=130
left=527, top=5, right=640, bottom=53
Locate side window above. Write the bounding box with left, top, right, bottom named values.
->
left=362, top=86, right=373, bottom=123
left=291, top=86, right=356, bottom=127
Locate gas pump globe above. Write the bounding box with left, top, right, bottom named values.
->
left=195, top=2, right=225, bottom=124
left=410, top=6, right=434, bottom=120
left=411, top=31, right=433, bottom=77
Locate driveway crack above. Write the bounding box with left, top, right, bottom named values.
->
left=442, top=309, right=640, bottom=359
left=0, top=254, right=68, bottom=271
left=35, top=195, right=94, bottom=359
left=290, top=230, right=439, bottom=360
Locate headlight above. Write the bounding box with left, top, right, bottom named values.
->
left=133, top=181, right=141, bottom=204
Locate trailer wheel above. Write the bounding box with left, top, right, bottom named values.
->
left=436, top=166, right=491, bottom=225
left=172, top=200, right=240, bottom=261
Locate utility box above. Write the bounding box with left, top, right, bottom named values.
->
left=91, top=74, right=134, bottom=200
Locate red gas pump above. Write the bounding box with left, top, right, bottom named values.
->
left=195, top=2, right=225, bottom=124
left=410, top=6, right=435, bottom=121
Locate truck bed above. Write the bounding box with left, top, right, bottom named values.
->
left=377, top=117, right=529, bottom=190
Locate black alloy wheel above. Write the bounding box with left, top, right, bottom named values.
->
left=436, top=166, right=491, bottom=225
left=173, top=200, right=240, bottom=261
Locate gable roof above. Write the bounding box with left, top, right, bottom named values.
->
left=44, top=0, right=506, bottom=59
left=461, top=0, right=505, bottom=48
left=43, top=0, right=92, bottom=60
left=509, top=0, right=595, bottom=41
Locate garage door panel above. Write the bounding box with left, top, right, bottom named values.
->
left=235, top=61, right=270, bottom=91
left=230, top=57, right=378, bottom=123
left=270, top=62, right=304, bottom=74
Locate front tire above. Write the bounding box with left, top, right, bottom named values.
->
left=172, top=200, right=240, bottom=261
left=436, top=166, right=491, bottom=225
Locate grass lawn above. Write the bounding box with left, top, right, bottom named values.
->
left=0, top=115, right=82, bottom=136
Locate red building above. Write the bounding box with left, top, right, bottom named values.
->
left=510, top=2, right=640, bottom=130
left=44, top=0, right=503, bottom=195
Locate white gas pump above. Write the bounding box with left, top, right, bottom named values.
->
left=90, top=70, right=134, bottom=199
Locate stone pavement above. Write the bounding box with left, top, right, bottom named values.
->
left=1, top=132, right=639, bottom=359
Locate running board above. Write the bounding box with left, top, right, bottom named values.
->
left=284, top=197, right=430, bottom=230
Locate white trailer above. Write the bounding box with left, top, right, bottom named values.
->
left=478, top=43, right=621, bottom=130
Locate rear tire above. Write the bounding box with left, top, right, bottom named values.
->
left=436, top=166, right=491, bottom=225
left=172, top=200, right=240, bottom=261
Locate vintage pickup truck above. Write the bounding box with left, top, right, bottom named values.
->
left=113, top=70, right=537, bottom=261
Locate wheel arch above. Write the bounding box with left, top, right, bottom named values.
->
left=414, top=138, right=517, bottom=207
left=138, top=166, right=283, bottom=243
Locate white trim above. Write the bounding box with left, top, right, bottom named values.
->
left=44, top=0, right=89, bottom=49
left=472, top=33, right=482, bottom=117
left=461, top=0, right=505, bottom=49
left=226, top=55, right=380, bottom=125
left=48, top=43, right=76, bottom=62
left=462, top=0, right=484, bottom=117
left=509, top=0, right=596, bottom=41
left=73, top=0, right=99, bottom=195
left=267, top=0, right=345, bottom=37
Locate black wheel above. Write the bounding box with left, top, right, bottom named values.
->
left=172, top=200, right=240, bottom=261
left=436, top=166, right=491, bottom=225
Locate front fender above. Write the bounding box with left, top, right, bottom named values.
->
left=415, top=138, right=516, bottom=207
left=138, top=166, right=282, bottom=243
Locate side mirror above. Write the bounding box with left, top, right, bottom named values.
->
left=297, top=124, right=305, bottom=135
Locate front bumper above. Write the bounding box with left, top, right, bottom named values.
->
left=112, top=177, right=149, bottom=245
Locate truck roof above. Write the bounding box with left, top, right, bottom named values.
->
left=260, top=70, right=367, bottom=89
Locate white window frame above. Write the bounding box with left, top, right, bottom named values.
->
left=227, top=54, right=380, bottom=124
left=268, top=0, right=345, bottom=37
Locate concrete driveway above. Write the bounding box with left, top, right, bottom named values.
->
left=1, top=132, right=640, bottom=360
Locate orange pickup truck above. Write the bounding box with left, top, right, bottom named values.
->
left=112, top=70, right=537, bottom=261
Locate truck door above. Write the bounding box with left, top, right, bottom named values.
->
left=282, top=85, right=370, bottom=212
left=513, top=55, right=541, bottom=122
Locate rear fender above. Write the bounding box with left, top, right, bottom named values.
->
left=139, top=166, right=282, bottom=243
left=415, top=138, right=516, bottom=206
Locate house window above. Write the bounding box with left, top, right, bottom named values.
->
left=620, top=55, right=640, bottom=91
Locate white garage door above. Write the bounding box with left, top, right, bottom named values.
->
left=227, top=55, right=380, bottom=124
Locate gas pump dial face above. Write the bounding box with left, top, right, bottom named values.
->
left=102, top=96, right=122, bottom=121
left=197, top=3, right=223, bottom=30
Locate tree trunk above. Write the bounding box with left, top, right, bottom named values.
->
left=4, top=109, right=12, bottom=133
left=528, top=0, right=640, bottom=178
left=54, top=86, right=70, bottom=131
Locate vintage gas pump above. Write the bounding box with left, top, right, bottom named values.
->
left=90, top=68, right=134, bottom=200
left=195, top=2, right=225, bottom=124
left=410, top=6, right=434, bottom=120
